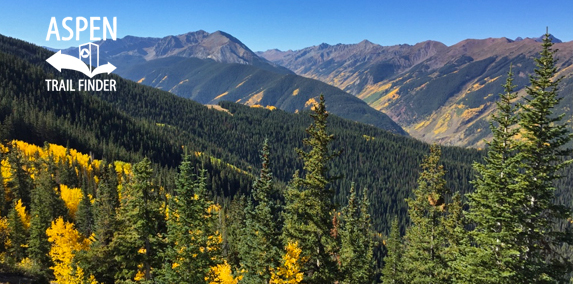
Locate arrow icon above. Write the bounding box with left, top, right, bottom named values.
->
left=46, top=50, right=116, bottom=78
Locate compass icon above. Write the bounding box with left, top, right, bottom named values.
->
left=78, top=42, right=99, bottom=72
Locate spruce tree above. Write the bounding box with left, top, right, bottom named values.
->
left=223, top=195, right=247, bottom=269
left=28, top=157, right=67, bottom=273
left=160, top=154, right=220, bottom=283
left=7, top=200, right=27, bottom=262
left=6, top=148, right=32, bottom=208
left=381, top=217, right=404, bottom=284
left=401, top=145, right=458, bottom=284
left=240, top=138, right=282, bottom=284
left=77, top=163, right=119, bottom=284
left=460, top=66, right=527, bottom=283
left=111, top=157, right=162, bottom=282
left=517, top=30, right=573, bottom=282
left=75, top=186, right=94, bottom=237
left=282, top=94, right=341, bottom=283
left=339, top=183, right=375, bottom=284
left=93, top=163, right=119, bottom=246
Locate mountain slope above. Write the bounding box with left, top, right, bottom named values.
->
left=257, top=40, right=447, bottom=96
left=59, top=31, right=406, bottom=135
left=116, top=56, right=407, bottom=134
left=259, top=36, right=573, bottom=147
left=0, top=33, right=483, bottom=232
left=62, top=30, right=293, bottom=75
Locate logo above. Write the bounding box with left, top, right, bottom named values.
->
left=44, top=17, right=117, bottom=92
left=46, top=42, right=116, bottom=78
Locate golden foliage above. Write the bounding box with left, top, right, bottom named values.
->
left=245, top=91, right=264, bottom=106
left=1, top=158, right=13, bottom=191
left=414, top=119, right=432, bottom=131
left=363, top=135, right=375, bottom=141
left=207, top=260, right=243, bottom=284
left=0, top=144, right=7, bottom=154
left=292, top=89, right=300, bottom=96
left=0, top=217, right=9, bottom=249
left=16, top=257, right=33, bottom=272
left=270, top=242, right=305, bottom=284
left=304, top=97, right=318, bottom=109
left=433, top=112, right=451, bottom=135
left=46, top=217, right=95, bottom=284
left=60, top=184, right=83, bottom=220
left=248, top=104, right=276, bottom=111
left=460, top=104, right=486, bottom=122
left=134, top=269, right=146, bottom=281
left=193, top=152, right=251, bottom=177
left=214, top=91, right=229, bottom=100
left=14, top=199, right=30, bottom=229
left=11, top=140, right=104, bottom=179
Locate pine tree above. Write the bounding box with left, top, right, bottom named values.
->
left=78, top=163, right=119, bottom=284
left=240, top=139, right=282, bottom=284
left=223, top=195, right=247, bottom=269
left=75, top=186, right=94, bottom=237
left=401, top=145, right=456, bottom=284
left=7, top=200, right=27, bottom=262
left=282, top=94, right=341, bottom=284
left=6, top=148, right=32, bottom=208
left=111, top=157, right=162, bottom=282
left=160, top=153, right=220, bottom=283
left=381, top=217, right=404, bottom=284
left=459, top=66, right=527, bottom=283
left=517, top=30, right=573, bottom=282
left=28, top=158, right=67, bottom=273
left=339, top=183, right=374, bottom=284
left=93, top=163, right=119, bottom=246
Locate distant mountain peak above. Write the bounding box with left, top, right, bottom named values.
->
left=514, top=34, right=561, bottom=43
left=358, top=39, right=374, bottom=45
left=61, top=30, right=293, bottom=75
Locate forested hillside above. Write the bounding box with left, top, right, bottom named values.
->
left=116, top=56, right=407, bottom=135
left=260, top=35, right=573, bottom=147
left=0, top=33, right=481, bottom=232
left=1, top=32, right=573, bottom=283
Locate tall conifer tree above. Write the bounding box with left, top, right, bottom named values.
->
left=282, top=94, right=341, bottom=283
left=7, top=200, right=27, bottom=263
left=160, top=154, right=220, bottom=283
left=28, top=157, right=67, bottom=273
left=381, top=217, right=404, bottom=284
left=517, top=30, right=573, bottom=282
left=240, top=139, right=282, bottom=283
left=79, top=163, right=120, bottom=284
left=460, top=66, right=527, bottom=283
left=111, top=157, right=162, bottom=282
left=401, top=145, right=459, bottom=284
left=339, top=184, right=374, bottom=284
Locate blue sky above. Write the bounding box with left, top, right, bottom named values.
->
left=2, top=0, right=573, bottom=51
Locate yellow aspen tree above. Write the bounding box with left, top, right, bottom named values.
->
left=14, top=199, right=30, bottom=229
left=207, top=260, right=242, bottom=284
left=270, top=242, right=305, bottom=284
left=59, top=184, right=83, bottom=219
left=46, top=217, right=96, bottom=284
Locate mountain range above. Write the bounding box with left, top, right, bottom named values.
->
left=59, top=30, right=573, bottom=147
left=259, top=35, right=573, bottom=147
left=60, top=31, right=407, bottom=135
